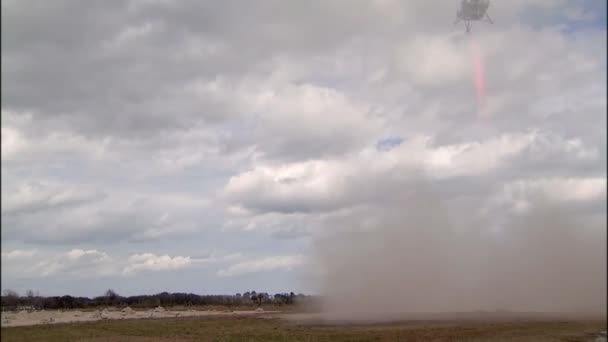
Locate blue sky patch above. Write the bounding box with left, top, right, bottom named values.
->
left=376, top=137, right=404, bottom=151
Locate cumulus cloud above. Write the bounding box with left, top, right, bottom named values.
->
left=222, top=131, right=601, bottom=216
left=1, top=183, right=210, bottom=244
left=3, top=249, right=115, bottom=279
left=123, top=254, right=194, bottom=275
left=1, top=181, right=106, bottom=217
left=218, top=255, right=306, bottom=278
left=223, top=211, right=319, bottom=239
left=1, top=248, right=245, bottom=281
left=483, top=177, right=606, bottom=216
left=121, top=252, right=241, bottom=275
left=67, top=249, right=108, bottom=260
left=1, top=249, right=36, bottom=260
left=1, top=126, right=27, bottom=160
left=1, top=0, right=605, bottom=298
left=503, top=177, right=606, bottom=203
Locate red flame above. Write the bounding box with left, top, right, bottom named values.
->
left=470, top=38, right=485, bottom=113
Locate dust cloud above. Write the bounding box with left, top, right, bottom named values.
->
left=308, top=178, right=606, bottom=320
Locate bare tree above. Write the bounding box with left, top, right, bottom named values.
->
left=103, top=289, right=119, bottom=306
left=104, top=289, right=118, bottom=298
left=3, top=289, right=18, bottom=297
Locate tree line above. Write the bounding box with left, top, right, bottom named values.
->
left=1, top=289, right=317, bottom=311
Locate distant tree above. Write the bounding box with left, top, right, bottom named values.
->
left=274, top=293, right=287, bottom=305
left=0, top=290, right=312, bottom=310
left=59, top=295, right=76, bottom=309
left=103, top=289, right=119, bottom=306
left=3, top=289, right=18, bottom=297
left=1, top=289, right=20, bottom=310
left=250, top=293, right=263, bottom=306
left=260, top=293, right=269, bottom=304
left=104, top=289, right=118, bottom=298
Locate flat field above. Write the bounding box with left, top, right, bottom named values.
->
left=1, top=313, right=606, bottom=342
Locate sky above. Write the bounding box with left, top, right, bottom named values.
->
left=1, top=0, right=606, bottom=299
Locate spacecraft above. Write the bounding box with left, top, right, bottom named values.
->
left=455, top=0, right=493, bottom=34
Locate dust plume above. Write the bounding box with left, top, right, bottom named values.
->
left=309, top=178, right=606, bottom=320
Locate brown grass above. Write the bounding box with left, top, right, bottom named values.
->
left=1, top=313, right=606, bottom=341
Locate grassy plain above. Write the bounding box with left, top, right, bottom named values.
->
left=2, top=313, right=606, bottom=342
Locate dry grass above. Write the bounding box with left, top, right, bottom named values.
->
left=1, top=314, right=606, bottom=341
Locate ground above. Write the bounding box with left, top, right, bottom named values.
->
left=1, top=312, right=606, bottom=342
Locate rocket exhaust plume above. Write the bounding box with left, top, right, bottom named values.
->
left=470, top=37, right=486, bottom=114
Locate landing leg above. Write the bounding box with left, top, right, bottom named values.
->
left=485, top=13, right=493, bottom=24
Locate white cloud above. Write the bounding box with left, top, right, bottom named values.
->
left=0, top=111, right=121, bottom=164
left=396, top=35, right=469, bottom=86
left=423, top=132, right=537, bottom=178
left=1, top=249, right=36, bottom=260
left=0, top=126, right=26, bottom=160
left=1, top=181, right=106, bottom=217
left=123, top=253, right=193, bottom=275
left=217, top=255, right=306, bottom=277
left=67, top=249, right=108, bottom=260
left=2, top=248, right=246, bottom=280
left=529, top=178, right=606, bottom=202
left=501, top=177, right=607, bottom=210
left=186, top=79, right=382, bottom=160
left=122, top=252, right=242, bottom=275
left=1, top=184, right=211, bottom=244
left=479, top=176, right=607, bottom=217
left=1, top=248, right=115, bottom=278
left=223, top=159, right=350, bottom=213
left=223, top=211, right=320, bottom=239
left=223, top=130, right=593, bottom=214
left=103, top=22, right=160, bottom=50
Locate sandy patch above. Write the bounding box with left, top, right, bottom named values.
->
left=1, top=309, right=281, bottom=327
